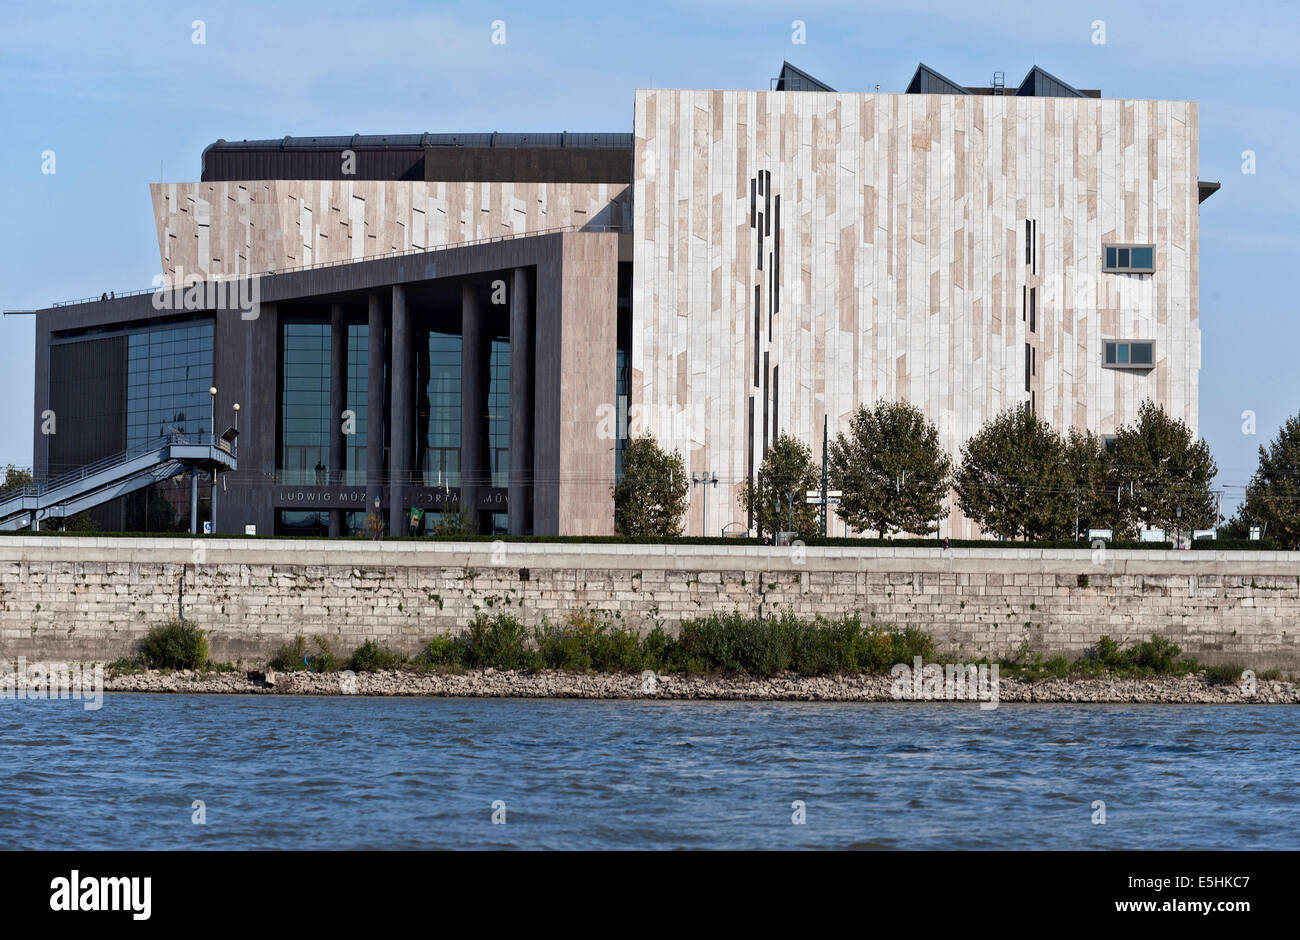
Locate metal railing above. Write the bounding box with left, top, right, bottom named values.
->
left=0, top=432, right=227, bottom=501
left=49, top=222, right=627, bottom=308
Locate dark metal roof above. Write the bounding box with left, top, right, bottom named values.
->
left=1015, top=66, right=1086, bottom=98
left=905, top=63, right=1100, bottom=97
left=774, top=61, right=835, bottom=92
left=203, top=132, right=632, bottom=154
left=906, top=63, right=972, bottom=95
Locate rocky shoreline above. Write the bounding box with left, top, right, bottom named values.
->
left=101, top=667, right=1300, bottom=704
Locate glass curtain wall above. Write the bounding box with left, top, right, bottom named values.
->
left=280, top=323, right=330, bottom=532
left=346, top=323, right=369, bottom=485
left=487, top=335, right=510, bottom=534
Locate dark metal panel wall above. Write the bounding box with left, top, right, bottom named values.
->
left=47, top=335, right=127, bottom=476
left=423, top=147, right=632, bottom=184
left=203, top=149, right=425, bottom=182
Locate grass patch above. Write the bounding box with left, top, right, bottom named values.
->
left=1201, top=663, right=1248, bottom=685
left=398, top=611, right=931, bottom=677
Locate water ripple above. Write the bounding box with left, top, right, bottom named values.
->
left=0, top=697, right=1297, bottom=849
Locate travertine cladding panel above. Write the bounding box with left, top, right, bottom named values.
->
left=150, top=179, right=631, bottom=282
left=2, top=539, right=1293, bottom=670
left=632, top=89, right=1200, bottom=538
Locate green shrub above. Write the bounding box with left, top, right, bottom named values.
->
left=308, top=636, right=341, bottom=673
left=533, top=610, right=648, bottom=672
left=1093, top=635, right=1124, bottom=668
left=639, top=625, right=671, bottom=671
left=420, top=635, right=466, bottom=668
left=1128, top=636, right=1184, bottom=672
left=1042, top=656, right=1071, bottom=678
left=349, top=639, right=404, bottom=672
left=666, top=612, right=924, bottom=677
left=465, top=613, right=536, bottom=670
left=1201, top=663, right=1246, bottom=685
left=1081, top=634, right=1191, bottom=676
left=269, top=635, right=308, bottom=671
left=141, top=619, right=209, bottom=670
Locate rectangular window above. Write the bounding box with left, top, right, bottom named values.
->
left=1025, top=221, right=1031, bottom=265
left=1032, top=346, right=1036, bottom=375
left=1103, top=340, right=1155, bottom=370
left=1025, top=343, right=1031, bottom=392
left=487, top=337, right=510, bottom=489
left=1029, top=287, right=1036, bottom=332
left=1103, top=243, right=1155, bottom=273
left=126, top=321, right=215, bottom=449
left=1022, top=285, right=1026, bottom=322
left=280, top=322, right=330, bottom=485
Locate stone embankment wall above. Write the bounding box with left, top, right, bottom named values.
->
left=1, top=538, right=1297, bottom=668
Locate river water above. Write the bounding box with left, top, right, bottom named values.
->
left=1, top=694, right=1296, bottom=850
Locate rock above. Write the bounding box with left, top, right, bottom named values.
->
left=264, top=667, right=276, bottom=687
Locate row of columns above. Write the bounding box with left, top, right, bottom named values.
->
left=323, top=271, right=532, bottom=537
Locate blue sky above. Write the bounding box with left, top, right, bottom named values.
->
left=1, top=0, right=1296, bottom=513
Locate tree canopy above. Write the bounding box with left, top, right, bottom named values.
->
left=1109, top=399, right=1217, bottom=537
left=612, top=433, right=690, bottom=537
left=954, top=407, right=1073, bottom=540
left=828, top=400, right=951, bottom=537
left=738, top=433, right=821, bottom=540
left=1236, top=413, right=1300, bottom=545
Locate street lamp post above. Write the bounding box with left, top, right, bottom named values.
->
left=692, top=471, right=718, bottom=537
left=208, top=386, right=217, bottom=534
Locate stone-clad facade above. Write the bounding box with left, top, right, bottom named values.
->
left=2, top=539, right=1293, bottom=670
left=633, top=88, right=1201, bottom=537
left=150, top=179, right=631, bottom=283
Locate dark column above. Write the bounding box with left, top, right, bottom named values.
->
left=214, top=300, right=276, bottom=535
left=460, top=284, right=486, bottom=527
left=389, top=285, right=412, bottom=536
left=366, top=293, right=386, bottom=525
left=328, top=303, right=346, bottom=537
left=508, top=267, right=531, bottom=535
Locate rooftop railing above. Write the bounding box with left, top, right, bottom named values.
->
left=49, top=222, right=626, bottom=308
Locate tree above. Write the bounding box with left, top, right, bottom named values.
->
left=612, top=433, right=689, bottom=537
left=60, top=512, right=99, bottom=532
left=954, top=407, right=1073, bottom=540
left=1, top=464, right=33, bottom=497
left=1109, top=399, right=1216, bottom=538
left=737, top=433, right=820, bottom=540
left=1061, top=428, right=1112, bottom=539
left=430, top=504, right=478, bottom=537
left=1237, top=413, right=1300, bottom=545
left=828, top=400, right=951, bottom=537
